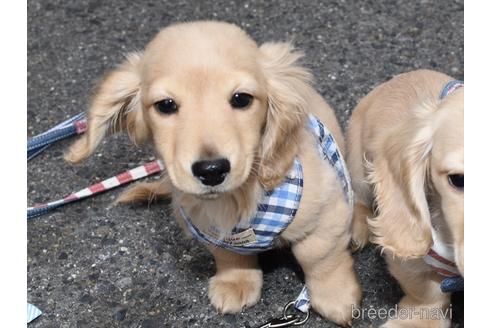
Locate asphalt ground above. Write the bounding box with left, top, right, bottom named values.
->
left=27, top=0, right=464, bottom=327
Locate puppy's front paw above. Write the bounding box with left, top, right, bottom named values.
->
left=310, top=278, right=361, bottom=327
left=208, top=268, right=262, bottom=313
left=308, top=262, right=361, bottom=327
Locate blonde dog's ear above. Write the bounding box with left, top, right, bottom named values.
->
left=368, top=109, right=435, bottom=258
left=258, top=42, right=311, bottom=189
left=64, top=52, right=149, bottom=163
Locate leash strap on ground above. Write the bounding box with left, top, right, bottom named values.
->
left=27, top=112, right=165, bottom=219
left=27, top=160, right=164, bottom=219
left=28, top=112, right=87, bottom=161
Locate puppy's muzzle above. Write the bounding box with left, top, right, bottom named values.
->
left=191, top=158, right=230, bottom=186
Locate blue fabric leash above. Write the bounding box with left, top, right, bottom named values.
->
left=27, top=112, right=164, bottom=221
left=28, top=112, right=86, bottom=160
left=27, top=112, right=87, bottom=221
left=27, top=196, right=70, bottom=220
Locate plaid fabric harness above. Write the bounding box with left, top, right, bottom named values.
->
left=422, top=79, right=464, bottom=293
left=179, top=114, right=354, bottom=255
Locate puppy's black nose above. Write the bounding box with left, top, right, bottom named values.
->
left=191, top=158, right=230, bottom=186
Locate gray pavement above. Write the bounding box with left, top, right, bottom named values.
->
left=27, top=0, right=464, bottom=327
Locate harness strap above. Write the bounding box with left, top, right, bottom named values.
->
left=307, top=115, right=354, bottom=207
left=293, top=286, right=310, bottom=313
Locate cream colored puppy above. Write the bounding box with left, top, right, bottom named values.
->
left=65, top=21, right=361, bottom=325
left=348, top=70, right=463, bottom=328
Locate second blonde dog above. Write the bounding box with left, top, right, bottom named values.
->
left=348, top=69, right=463, bottom=327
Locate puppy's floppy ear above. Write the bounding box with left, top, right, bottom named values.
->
left=367, top=107, right=435, bottom=258
left=258, top=42, right=312, bottom=189
left=65, top=52, right=149, bottom=163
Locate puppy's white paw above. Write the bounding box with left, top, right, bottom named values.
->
left=208, top=268, right=262, bottom=313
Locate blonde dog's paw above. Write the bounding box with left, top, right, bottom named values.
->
left=311, top=286, right=361, bottom=327
left=309, top=269, right=361, bottom=327
left=208, top=268, right=262, bottom=313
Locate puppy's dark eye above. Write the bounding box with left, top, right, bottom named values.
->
left=448, top=174, right=464, bottom=190
left=155, top=98, right=178, bottom=115
left=230, top=93, right=253, bottom=109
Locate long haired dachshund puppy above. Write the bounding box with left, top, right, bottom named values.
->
left=348, top=70, right=463, bottom=328
left=65, top=21, right=361, bottom=325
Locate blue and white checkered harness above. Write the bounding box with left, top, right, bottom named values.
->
left=179, top=114, right=354, bottom=313
left=179, top=158, right=304, bottom=255
left=180, top=114, right=353, bottom=255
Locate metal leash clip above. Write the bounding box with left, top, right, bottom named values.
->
left=255, top=301, right=310, bottom=328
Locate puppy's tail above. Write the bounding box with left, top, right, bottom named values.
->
left=116, top=179, right=172, bottom=204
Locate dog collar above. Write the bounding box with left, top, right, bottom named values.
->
left=423, top=229, right=460, bottom=277
left=179, top=114, right=353, bottom=255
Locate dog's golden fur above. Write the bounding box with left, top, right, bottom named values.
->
left=347, top=70, right=464, bottom=327
left=65, top=21, right=361, bottom=325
